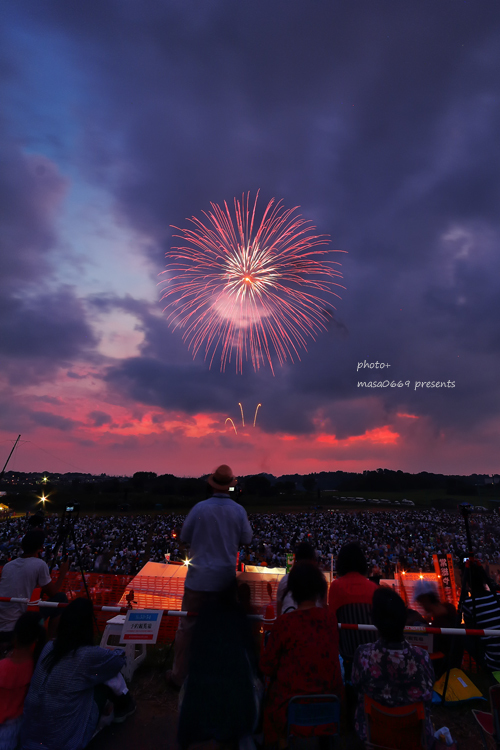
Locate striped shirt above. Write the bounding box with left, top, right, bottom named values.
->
left=463, top=593, right=500, bottom=670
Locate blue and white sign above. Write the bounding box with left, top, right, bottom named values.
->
left=120, top=609, right=163, bottom=644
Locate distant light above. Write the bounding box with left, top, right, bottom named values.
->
left=183, top=559, right=190, bottom=566
left=402, top=570, right=406, bottom=575
left=419, top=575, right=423, bottom=579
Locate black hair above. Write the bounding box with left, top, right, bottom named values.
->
left=336, top=542, right=368, bottom=577
left=372, top=587, right=407, bottom=642
left=13, top=612, right=47, bottom=664
left=295, top=542, right=316, bottom=562
left=468, top=562, right=490, bottom=596
left=39, top=592, right=69, bottom=621
left=286, top=561, right=327, bottom=605
left=43, top=597, right=94, bottom=673
left=22, top=530, right=45, bottom=554
left=416, top=592, right=440, bottom=606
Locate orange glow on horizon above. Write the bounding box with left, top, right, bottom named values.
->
left=317, top=425, right=400, bottom=446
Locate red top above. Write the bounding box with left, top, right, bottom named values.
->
left=328, top=572, right=378, bottom=614
left=260, top=607, right=343, bottom=744
left=0, top=657, right=34, bottom=722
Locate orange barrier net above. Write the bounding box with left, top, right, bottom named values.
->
left=0, top=567, right=284, bottom=642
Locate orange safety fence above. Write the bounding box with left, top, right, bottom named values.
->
left=0, top=568, right=283, bottom=642
left=57, top=572, right=182, bottom=641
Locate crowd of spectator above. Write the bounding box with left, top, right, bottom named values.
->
left=2, top=481, right=500, bottom=749
left=2, top=507, right=500, bottom=579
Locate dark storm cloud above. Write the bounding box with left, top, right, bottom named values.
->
left=0, top=391, right=79, bottom=433
left=0, top=144, right=67, bottom=283
left=29, top=410, right=80, bottom=431
left=0, top=290, right=95, bottom=362
left=88, top=411, right=112, bottom=427
left=105, top=357, right=245, bottom=414
left=0, top=131, right=97, bottom=379
left=5, top=1, right=500, bottom=440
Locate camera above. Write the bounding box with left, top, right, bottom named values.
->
left=65, top=503, right=80, bottom=514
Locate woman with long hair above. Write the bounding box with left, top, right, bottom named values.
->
left=20, top=598, right=128, bottom=750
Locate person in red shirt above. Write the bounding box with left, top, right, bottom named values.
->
left=0, top=612, right=46, bottom=750
left=328, top=542, right=379, bottom=680
left=260, top=562, right=343, bottom=746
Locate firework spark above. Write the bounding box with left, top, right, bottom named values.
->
left=253, top=403, right=261, bottom=428
left=225, top=417, right=237, bottom=435
left=238, top=402, right=245, bottom=427
left=161, top=191, right=344, bottom=373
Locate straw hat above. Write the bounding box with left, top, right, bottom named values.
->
left=207, top=464, right=237, bottom=492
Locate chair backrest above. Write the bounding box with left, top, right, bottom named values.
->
left=287, top=695, right=341, bottom=740
left=364, top=695, right=427, bottom=750
left=336, top=602, right=377, bottom=660
left=490, top=684, right=500, bottom=739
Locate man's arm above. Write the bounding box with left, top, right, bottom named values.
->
left=41, top=559, right=69, bottom=597
left=239, top=512, right=253, bottom=546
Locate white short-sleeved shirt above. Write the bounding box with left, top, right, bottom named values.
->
left=0, top=557, right=52, bottom=632
left=181, top=494, right=253, bottom=592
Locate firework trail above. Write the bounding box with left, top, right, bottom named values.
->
left=161, top=191, right=344, bottom=373
left=238, top=402, right=245, bottom=427
left=225, top=418, right=237, bottom=435
left=253, top=403, right=261, bottom=428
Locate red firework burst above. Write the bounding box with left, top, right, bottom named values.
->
left=161, top=192, right=345, bottom=373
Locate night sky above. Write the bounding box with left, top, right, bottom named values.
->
left=1, top=1, right=500, bottom=477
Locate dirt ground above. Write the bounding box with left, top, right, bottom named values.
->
left=89, top=646, right=494, bottom=750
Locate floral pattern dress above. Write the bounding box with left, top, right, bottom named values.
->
left=259, top=607, right=343, bottom=745
left=351, top=639, right=435, bottom=744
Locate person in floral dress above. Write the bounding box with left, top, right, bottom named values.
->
left=351, top=587, right=435, bottom=745
left=260, top=562, right=343, bottom=747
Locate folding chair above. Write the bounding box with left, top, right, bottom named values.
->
left=472, top=683, right=500, bottom=749
left=363, top=695, right=428, bottom=750
left=287, top=694, right=341, bottom=750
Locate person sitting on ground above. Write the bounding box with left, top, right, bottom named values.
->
left=0, top=613, right=46, bottom=750
left=276, top=541, right=325, bottom=616
left=328, top=542, right=379, bottom=678
left=463, top=562, right=500, bottom=671
left=178, top=581, right=261, bottom=750
left=351, top=587, right=435, bottom=747
left=413, top=579, right=462, bottom=679
left=0, top=530, right=68, bottom=650
left=20, top=598, right=135, bottom=750
left=260, top=561, right=343, bottom=748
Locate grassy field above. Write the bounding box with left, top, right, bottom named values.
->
left=2, top=486, right=498, bottom=517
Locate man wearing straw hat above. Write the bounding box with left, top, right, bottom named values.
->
left=166, top=464, right=253, bottom=690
